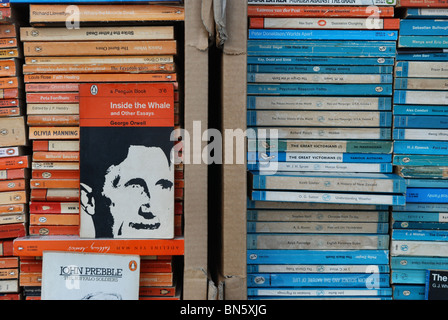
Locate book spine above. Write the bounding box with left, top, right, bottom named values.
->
left=247, top=287, right=393, bottom=297
left=400, top=19, right=448, bottom=36
left=397, top=0, right=448, bottom=7
left=23, top=40, right=177, bottom=56
left=392, top=211, right=448, bottom=222
left=391, top=256, right=448, bottom=270
left=0, top=223, right=26, bottom=239
left=393, top=229, right=448, bottom=241
left=247, top=273, right=390, bottom=287
left=26, top=92, right=79, bottom=103
left=30, top=179, right=79, bottom=189
left=393, top=203, right=448, bottom=212
left=396, top=52, right=448, bottom=61
left=249, top=162, right=393, bottom=173
left=247, top=233, right=390, bottom=250
left=406, top=188, right=448, bottom=203
left=248, top=64, right=394, bottom=74
left=248, top=0, right=397, bottom=5
left=248, top=40, right=397, bottom=57
left=27, top=103, right=79, bottom=115
left=248, top=152, right=392, bottom=163
left=29, top=201, right=79, bottom=214
left=22, top=63, right=175, bottom=74
left=24, top=73, right=177, bottom=83
left=247, top=209, right=389, bottom=222
left=395, top=61, right=448, bottom=78
left=249, top=127, right=391, bottom=140
left=248, top=83, right=393, bottom=96
left=25, top=55, right=175, bottom=65
left=251, top=174, right=405, bottom=193
left=247, top=56, right=395, bottom=65
left=405, top=8, right=448, bottom=18
left=247, top=72, right=393, bottom=84
left=393, top=105, right=448, bottom=116
left=32, top=162, right=79, bottom=170
left=394, top=115, right=448, bottom=129
left=30, top=214, right=79, bottom=226
left=33, top=140, right=79, bottom=152
left=394, top=129, right=448, bottom=141
left=393, top=141, right=448, bottom=155
left=247, top=221, right=389, bottom=233
left=251, top=190, right=406, bottom=205
left=27, top=115, right=79, bottom=127
left=247, top=5, right=395, bottom=17
left=20, top=26, right=174, bottom=41
left=0, top=179, right=26, bottom=192
left=32, top=151, right=79, bottom=162
left=399, top=36, right=448, bottom=48
left=248, top=139, right=393, bottom=153
left=247, top=96, right=391, bottom=110
left=394, top=90, right=448, bottom=105
left=391, top=240, right=448, bottom=257
left=393, top=154, right=448, bottom=166
left=28, top=127, right=79, bottom=140
left=249, top=29, right=398, bottom=41
left=247, top=264, right=390, bottom=273
left=29, top=225, right=79, bottom=236
left=247, top=249, right=390, bottom=264
left=0, top=169, right=27, bottom=181
left=0, top=156, right=29, bottom=170
left=394, top=78, right=448, bottom=90
left=30, top=188, right=79, bottom=202
left=251, top=17, right=400, bottom=30
left=392, top=270, right=425, bottom=284
left=247, top=110, right=392, bottom=127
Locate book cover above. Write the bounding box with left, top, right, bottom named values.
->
left=41, top=251, right=140, bottom=300
left=79, top=82, right=175, bottom=239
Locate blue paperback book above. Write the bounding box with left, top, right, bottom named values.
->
left=249, top=29, right=398, bottom=41
left=406, top=188, right=448, bottom=203
left=392, top=270, right=426, bottom=284
left=247, top=56, right=395, bottom=66
left=392, top=211, right=448, bottom=222
left=393, top=154, right=448, bottom=166
left=247, top=84, right=393, bottom=96
left=393, top=105, right=448, bottom=116
left=248, top=40, right=397, bottom=57
left=393, top=203, right=448, bottom=212
left=247, top=287, right=393, bottom=297
left=247, top=65, right=394, bottom=74
left=391, top=256, right=448, bottom=270
left=247, top=152, right=393, bottom=163
left=247, top=250, right=390, bottom=265
left=399, top=36, right=448, bottom=48
left=392, top=229, right=448, bottom=241
left=394, top=141, right=448, bottom=155
left=393, top=284, right=425, bottom=300
left=396, top=52, right=448, bottom=61
left=394, top=115, right=448, bottom=129
left=247, top=273, right=391, bottom=288
left=399, top=19, right=448, bottom=36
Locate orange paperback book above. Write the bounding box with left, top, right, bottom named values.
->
left=13, top=236, right=185, bottom=256
left=24, top=40, right=177, bottom=56
left=24, top=73, right=176, bottom=83
left=247, top=5, right=395, bottom=17
left=79, top=82, right=175, bottom=239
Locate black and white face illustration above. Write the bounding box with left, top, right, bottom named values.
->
left=101, top=145, right=174, bottom=238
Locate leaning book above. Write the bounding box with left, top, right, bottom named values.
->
left=41, top=251, right=140, bottom=300
left=79, top=83, right=175, bottom=239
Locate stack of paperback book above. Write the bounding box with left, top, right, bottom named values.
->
left=246, top=0, right=402, bottom=300
left=390, top=0, right=448, bottom=300
left=14, top=2, right=184, bottom=300
left=0, top=3, right=25, bottom=300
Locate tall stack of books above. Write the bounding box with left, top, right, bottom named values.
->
left=391, top=0, right=448, bottom=301
left=0, top=3, right=25, bottom=300
left=14, top=2, right=184, bottom=300
left=246, top=0, right=402, bottom=300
